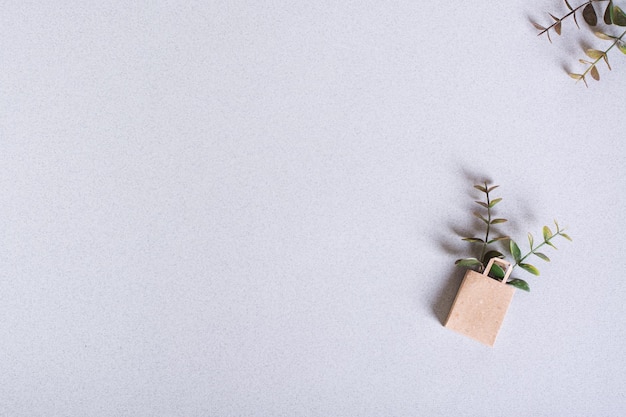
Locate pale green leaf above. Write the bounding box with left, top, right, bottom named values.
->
left=543, top=226, right=553, bottom=241
left=490, top=218, right=507, bottom=224
left=519, top=263, right=540, bottom=276
left=585, top=49, right=604, bottom=60
left=534, top=252, right=551, bottom=262
left=489, top=197, right=502, bottom=208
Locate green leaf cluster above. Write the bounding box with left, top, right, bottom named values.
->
left=533, top=0, right=626, bottom=86
left=455, top=182, right=572, bottom=293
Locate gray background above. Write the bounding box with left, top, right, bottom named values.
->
left=1, top=1, right=625, bottom=415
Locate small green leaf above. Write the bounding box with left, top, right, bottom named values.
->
left=546, top=241, right=558, bottom=249
left=618, top=41, right=626, bottom=54
left=613, top=5, right=626, bottom=26
left=475, top=201, right=489, bottom=208
left=534, top=252, right=551, bottom=262
left=490, top=218, right=507, bottom=224
left=487, top=185, right=499, bottom=192
left=519, top=263, right=540, bottom=276
left=528, top=232, right=534, bottom=249
left=554, top=220, right=560, bottom=231
left=543, top=226, right=553, bottom=241
left=462, top=237, right=484, bottom=243
left=474, top=184, right=487, bottom=193
left=489, top=197, right=502, bottom=208
left=510, top=240, right=521, bottom=262
left=455, top=258, right=483, bottom=268
left=487, top=236, right=509, bottom=244
left=583, top=3, right=598, bottom=26
left=569, top=73, right=584, bottom=80
left=483, top=250, right=504, bottom=262
left=489, top=264, right=505, bottom=279
left=560, top=233, right=572, bottom=241
left=474, top=212, right=489, bottom=224
left=508, top=278, right=530, bottom=292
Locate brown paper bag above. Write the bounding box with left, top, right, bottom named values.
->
left=445, top=258, right=515, bottom=347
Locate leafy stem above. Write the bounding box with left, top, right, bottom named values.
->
left=535, top=0, right=610, bottom=41
left=570, top=29, right=626, bottom=85
left=479, top=182, right=492, bottom=263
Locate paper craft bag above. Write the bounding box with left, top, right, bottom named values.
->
left=445, top=258, right=515, bottom=347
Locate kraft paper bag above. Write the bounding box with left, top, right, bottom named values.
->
left=445, top=258, right=515, bottom=347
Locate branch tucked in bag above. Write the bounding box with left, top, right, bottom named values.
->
left=455, top=182, right=572, bottom=292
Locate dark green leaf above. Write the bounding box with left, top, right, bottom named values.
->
left=519, top=263, right=540, bottom=276
left=483, top=250, right=504, bottom=262
left=455, top=258, right=483, bottom=268
left=489, top=264, right=505, bottom=279
left=510, top=240, right=521, bottom=262
left=604, top=0, right=613, bottom=24
left=490, top=218, right=507, bottom=224
left=487, top=185, right=499, bottom=192
left=528, top=232, right=534, bottom=249
left=534, top=252, right=551, bottom=262
left=583, top=3, right=598, bottom=26
left=543, top=226, right=553, bottom=241
left=507, top=278, right=530, bottom=292
left=613, top=5, right=626, bottom=26
left=560, top=233, right=572, bottom=241
left=475, top=201, right=489, bottom=208
left=462, top=237, right=484, bottom=243
left=487, top=236, right=509, bottom=244
left=488, top=197, right=502, bottom=208
left=474, top=184, right=487, bottom=193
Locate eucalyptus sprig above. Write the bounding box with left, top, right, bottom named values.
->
left=455, top=182, right=509, bottom=275
left=455, top=182, right=572, bottom=292
left=533, top=0, right=626, bottom=86
left=506, top=221, right=573, bottom=291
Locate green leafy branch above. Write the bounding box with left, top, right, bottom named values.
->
left=455, top=182, right=572, bottom=292
left=533, top=0, right=626, bottom=85
left=507, top=221, right=573, bottom=291
left=455, top=182, right=509, bottom=276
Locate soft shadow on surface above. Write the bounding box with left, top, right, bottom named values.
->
left=432, top=265, right=464, bottom=325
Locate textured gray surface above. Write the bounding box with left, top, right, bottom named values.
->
left=1, top=1, right=625, bottom=415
